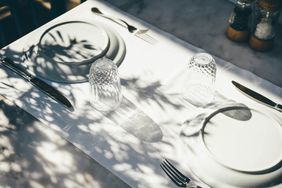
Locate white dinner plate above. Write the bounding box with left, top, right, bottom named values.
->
left=23, top=21, right=126, bottom=83
left=32, top=21, right=109, bottom=65
left=181, top=106, right=282, bottom=188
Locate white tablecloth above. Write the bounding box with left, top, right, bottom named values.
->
left=0, top=1, right=281, bottom=187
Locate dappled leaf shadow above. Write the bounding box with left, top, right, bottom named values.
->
left=20, top=21, right=126, bottom=83
left=121, top=78, right=184, bottom=110
left=37, top=30, right=99, bottom=63
left=0, top=45, right=180, bottom=187
left=103, top=97, right=163, bottom=142
left=0, top=99, right=130, bottom=187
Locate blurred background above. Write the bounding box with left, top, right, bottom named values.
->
left=0, top=0, right=282, bottom=86
left=0, top=0, right=87, bottom=48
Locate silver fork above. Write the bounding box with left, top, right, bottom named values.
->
left=160, top=159, right=201, bottom=188
left=91, top=7, right=157, bottom=44
left=91, top=7, right=148, bottom=34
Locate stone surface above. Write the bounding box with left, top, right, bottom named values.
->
left=0, top=97, right=130, bottom=188
left=105, top=0, right=282, bottom=87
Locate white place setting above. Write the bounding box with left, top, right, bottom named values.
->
left=0, top=0, right=281, bottom=188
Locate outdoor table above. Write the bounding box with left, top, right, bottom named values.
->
left=0, top=0, right=281, bottom=187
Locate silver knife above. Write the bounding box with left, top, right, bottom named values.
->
left=0, top=58, right=73, bottom=110
left=232, top=80, right=282, bottom=113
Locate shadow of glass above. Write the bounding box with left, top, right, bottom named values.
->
left=185, top=91, right=252, bottom=121
left=103, top=97, right=163, bottom=143
left=181, top=92, right=253, bottom=137
left=220, top=107, right=252, bottom=121
left=209, top=92, right=252, bottom=121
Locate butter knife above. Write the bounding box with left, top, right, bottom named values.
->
left=232, top=80, right=282, bottom=113
left=0, top=58, right=73, bottom=110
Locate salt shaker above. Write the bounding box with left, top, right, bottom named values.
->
left=249, top=0, right=282, bottom=51
left=226, top=0, right=254, bottom=42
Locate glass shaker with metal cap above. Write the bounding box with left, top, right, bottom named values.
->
left=226, top=0, right=254, bottom=42
left=249, top=0, right=282, bottom=51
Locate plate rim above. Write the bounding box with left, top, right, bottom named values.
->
left=22, top=20, right=126, bottom=83
left=200, top=106, right=282, bottom=173
left=36, top=20, right=110, bottom=66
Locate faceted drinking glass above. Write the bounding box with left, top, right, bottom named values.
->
left=89, top=57, right=122, bottom=112
left=185, top=53, right=216, bottom=106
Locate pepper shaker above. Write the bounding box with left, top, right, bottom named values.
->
left=226, top=0, right=254, bottom=42
left=249, top=0, right=282, bottom=51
